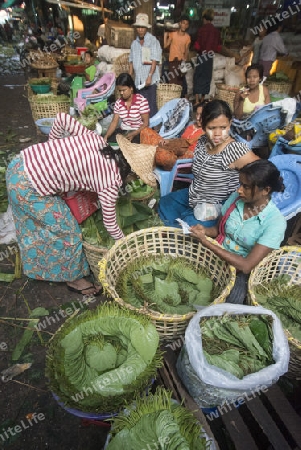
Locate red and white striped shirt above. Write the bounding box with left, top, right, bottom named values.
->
left=114, top=94, right=150, bottom=130
left=21, top=113, right=124, bottom=240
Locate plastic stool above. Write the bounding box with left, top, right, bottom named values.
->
left=153, top=159, right=193, bottom=197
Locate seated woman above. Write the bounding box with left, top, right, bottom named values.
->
left=104, top=73, right=150, bottom=144
left=140, top=101, right=206, bottom=156
left=233, top=63, right=270, bottom=120
left=190, top=159, right=286, bottom=304
left=84, top=50, right=100, bottom=82
left=158, top=99, right=259, bottom=227
left=5, top=113, right=149, bottom=297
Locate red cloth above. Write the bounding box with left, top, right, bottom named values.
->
left=194, top=23, right=222, bottom=54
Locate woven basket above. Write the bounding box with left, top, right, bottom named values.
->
left=113, top=53, right=130, bottom=99
left=248, top=246, right=301, bottom=378
left=215, top=83, right=240, bottom=111
left=29, top=95, right=70, bottom=121
left=156, top=84, right=183, bottom=110
left=264, top=81, right=292, bottom=95
left=98, top=227, right=236, bottom=342
left=83, top=241, right=108, bottom=281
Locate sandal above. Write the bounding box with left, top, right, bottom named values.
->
left=67, top=284, right=103, bottom=296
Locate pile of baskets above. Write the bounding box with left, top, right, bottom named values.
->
left=248, top=246, right=301, bottom=378
left=156, top=83, right=182, bottom=110
left=215, top=83, right=240, bottom=111
left=98, top=227, right=236, bottom=342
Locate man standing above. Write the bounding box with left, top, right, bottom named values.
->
left=129, top=13, right=162, bottom=117
left=164, top=16, right=191, bottom=87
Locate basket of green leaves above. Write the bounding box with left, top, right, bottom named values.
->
left=248, top=246, right=301, bottom=378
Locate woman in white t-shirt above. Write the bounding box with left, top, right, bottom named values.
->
left=104, top=73, right=150, bottom=144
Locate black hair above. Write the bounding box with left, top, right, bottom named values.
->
left=266, top=16, right=283, bottom=34
left=180, top=15, right=190, bottom=24
left=246, top=63, right=264, bottom=80
left=202, top=8, right=215, bottom=22
left=115, top=73, right=137, bottom=94
left=101, top=145, right=131, bottom=187
left=240, top=159, right=285, bottom=197
left=201, top=99, right=232, bottom=129
left=85, top=50, right=94, bottom=58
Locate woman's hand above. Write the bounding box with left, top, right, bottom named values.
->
left=126, top=131, right=136, bottom=141
left=189, top=224, right=209, bottom=244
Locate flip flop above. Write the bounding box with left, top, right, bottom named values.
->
left=67, top=284, right=103, bottom=296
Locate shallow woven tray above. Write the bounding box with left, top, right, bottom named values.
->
left=156, top=83, right=182, bottom=110
left=98, top=227, right=236, bottom=342
left=248, top=246, right=301, bottom=378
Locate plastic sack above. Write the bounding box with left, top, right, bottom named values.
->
left=176, top=303, right=290, bottom=408
left=224, top=65, right=245, bottom=86
left=193, top=203, right=222, bottom=221
left=0, top=205, right=17, bottom=245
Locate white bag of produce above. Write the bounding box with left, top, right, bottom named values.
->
left=176, top=303, right=289, bottom=408
left=212, top=69, right=225, bottom=81
left=213, top=54, right=227, bottom=70
left=224, top=64, right=245, bottom=86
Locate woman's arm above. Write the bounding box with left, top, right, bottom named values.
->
left=263, top=85, right=271, bottom=104
left=126, top=113, right=149, bottom=141
left=233, top=92, right=245, bottom=119
left=191, top=231, right=273, bottom=273
left=48, top=112, right=93, bottom=140
left=97, top=186, right=124, bottom=240
left=230, top=150, right=260, bottom=170
left=104, top=113, right=120, bottom=141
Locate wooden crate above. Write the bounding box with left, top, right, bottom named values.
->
left=106, top=21, right=134, bottom=49
left=158, top=346, right=301, bottom=450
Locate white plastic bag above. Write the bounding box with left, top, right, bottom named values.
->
left=0, top=205, right=17, bottom=245
left=177, top=304, right=290, bottom=407
left=224, top=65, right=245, bottom=86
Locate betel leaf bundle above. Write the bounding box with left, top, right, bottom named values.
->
left=253, top=275, right=301, bottom=342
left=116, top=255, right=219, bottom=315
left=201, top=314, right=274, bottom=379
left=107, top=387, right=209, bottom=450
left=46, top=302, right=162, bottom=413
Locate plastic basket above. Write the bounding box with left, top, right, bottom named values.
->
left=248, top=246, right=301, bottom=378
left=156, top=83, right=183, bottom=110
left=62, top=191, right=99, bottom=224
left=98, top=227, right=236, bottom=342
left=215, top=83, right=240, bottom=111
left=29, top=95, right=70, bottom=121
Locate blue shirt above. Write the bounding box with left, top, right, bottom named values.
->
left=221, top=192, right=287, bottom=257
left=129, top=32, right=162, bottom=86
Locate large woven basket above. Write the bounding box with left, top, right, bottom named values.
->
left=215, top=83, right=240, bottom=111
left=29, top=95, right=70, bottom=121
left=113, top=53, right=130, bottom=99
left=248, top=246, right=301, bottom=378
left=156, top=83, right=183, bottom=109
left=98, top=227, right=236, bottom=342
left=264, top=81, right=292, bottom=95
left=83, top=241, right=108, bottom=281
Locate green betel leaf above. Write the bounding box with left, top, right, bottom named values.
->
left=11, top=320, right=39, bottom=361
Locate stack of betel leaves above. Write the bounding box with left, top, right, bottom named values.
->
left=200, top=313, right=274, bottom=379
left=253, top=275, right=301, bottom=342
left=106, top=387, right=209, bottom=450
left=46, top=302, right=162, bottom=413
left=116, top=254, right=219, bottom=315
left=80, top=188, right=161, bottom=249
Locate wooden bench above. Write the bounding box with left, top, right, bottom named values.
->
left=157, top=346, right=301, bottom=450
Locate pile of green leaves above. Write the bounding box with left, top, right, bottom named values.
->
left=116, top=255, right=219, bottom=315
left=29, top=77, right=51, bottom=85
left=107, top=387, right=208, bottom=450
left=46, top=302, right=162, bottom=412
left=201, top=314, right=274, bottom=379
left=80, top=193, right=161, bottom=249
left=77, top=104, right=103, bottom=130
left=266, top=72, right=289, bottom=82
left=254, top=275, right=301, bottom=342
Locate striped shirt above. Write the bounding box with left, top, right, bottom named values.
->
left=114, top=94, right=150, bottom=130
left=21, top=113, right=124, bottom=240
left=129, top=32, right=162, bottom=86
left=189, top=135, right=251, bottom=207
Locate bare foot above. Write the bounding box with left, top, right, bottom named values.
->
left=66, top=278, right=103, bottom=296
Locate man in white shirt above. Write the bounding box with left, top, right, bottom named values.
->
left=129, top=13, right=162, bottom=117
left=259, top=19, right=288, bottom=78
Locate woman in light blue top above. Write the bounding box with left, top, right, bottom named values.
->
left=190, top=159, right=287, bottom=304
